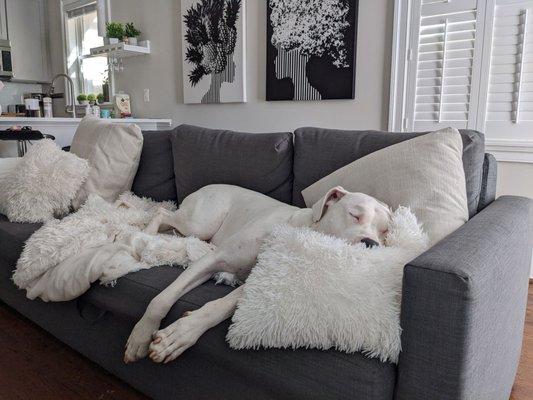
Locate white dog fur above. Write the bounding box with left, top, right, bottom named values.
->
left=124, top=184, right=393, bottom=364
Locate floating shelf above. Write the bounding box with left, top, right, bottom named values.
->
left=85, top=40, right=151, bottom=59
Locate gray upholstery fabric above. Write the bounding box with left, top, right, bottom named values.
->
left=292, top=128, right=485, bottom=217
left=82, top=267, right=396, bottom=399
left=0, top=215, right=41, bottom=266
left=477, top=153, right=497, bottom=212
left=395, top=196, right=532, bottom=400
left=171, top=125, right=294, bottom=204
left=132, top=130, right=177, bottom=202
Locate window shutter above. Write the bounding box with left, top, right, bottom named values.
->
left=405, top=0, right=485, bottom=131
left=482, top=0, right=533, bottom=138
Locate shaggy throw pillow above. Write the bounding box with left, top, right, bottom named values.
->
left=70, top=116, right=143, bottom=209
left=0, top=140, right=90, bottom=223
left=227, top=207, right=428, bottom=363
left=301, top=127, right=468, bottom=245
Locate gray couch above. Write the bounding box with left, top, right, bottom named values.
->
left=0, top=125, right=531, bottom=400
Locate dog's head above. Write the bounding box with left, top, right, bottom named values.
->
left=311, top=186, right=392, bottom=247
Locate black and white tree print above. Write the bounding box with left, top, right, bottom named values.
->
left=267, top=0, right=358, bottom=101
left=181, top=0, right=246, bottom=104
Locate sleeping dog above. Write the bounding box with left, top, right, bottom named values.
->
left=124, top=184, right=392, bottom=364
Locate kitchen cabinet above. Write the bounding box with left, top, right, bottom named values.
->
left=5, top=0, right=50, bottom=82
left=0, top=0, right=7, bottom=41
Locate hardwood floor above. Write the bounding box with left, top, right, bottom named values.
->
left=0, top=303, right=147, bottom=400
left=0, top=285, right=532, bottom=400
left=510, top=282, right=533, bottom=400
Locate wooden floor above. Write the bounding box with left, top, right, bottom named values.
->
left=511, top=282, right=533, bottom=400
left=0, top=285, right=532, bottom=400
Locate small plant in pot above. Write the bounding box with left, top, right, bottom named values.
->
left=87, top=93, right=97, bottom=105
left=124, top=22, right=141, bottom=45
left=77, top=93, right=88, bottom=105
left=97, top=93, right=105, bottom=104
left=106, top=22, right=124, bottom=44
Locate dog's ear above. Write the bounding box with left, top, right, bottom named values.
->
left=311, top=186, right=348, bottom=222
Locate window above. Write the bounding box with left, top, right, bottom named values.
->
left=390, top=0, right=533, bottom=157
left=478, top=0, right=533, bottom=139
left=63, top=1, right=108, bottom=97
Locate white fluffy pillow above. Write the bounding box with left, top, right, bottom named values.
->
left=302, top=128, right=468, bottom=245
left=227, top=207, right=428, bottom=363
left=0, top=140, right=90, bottom=223
left=70, top=116, right=143, bottom=209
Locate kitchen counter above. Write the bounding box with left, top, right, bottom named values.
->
left=0, top=117, right=172, bottom=126
left=0, top=117, right=172, bottom=157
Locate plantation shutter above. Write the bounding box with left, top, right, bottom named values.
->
left=480, top=0, right=533, bottom=139
left=404, top=0, right=486, bottom=131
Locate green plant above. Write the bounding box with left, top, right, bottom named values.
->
left=87, top=93, right=96, bottom=103
left=125, top=22, right=141, bottom=38
left=77, top=93, right=87, bottom=102
left=106, top=22, right=125, bottom=39
left=97, top=93, right=105, bottom=103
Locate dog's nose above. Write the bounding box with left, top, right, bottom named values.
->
left=361, top=238, right=379, bottom=248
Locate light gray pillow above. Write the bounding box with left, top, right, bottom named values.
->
left=302, top=128, right=469, bottom=245
left=0, top=140, right=89, bottom=223
left=70, top=116, right=143, bottom=209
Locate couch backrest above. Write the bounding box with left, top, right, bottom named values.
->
left=132, top=130, right=177, bottom=202
left=133, top=125, right=495, bottom=217
left=292, top=128, right=487, bottom=218
left=133, top=125, right=294, bottom=204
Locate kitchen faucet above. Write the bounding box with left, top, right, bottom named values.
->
left=49, top=74, right=77, bottom=118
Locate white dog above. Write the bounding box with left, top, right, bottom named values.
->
left=124, top=184, right=391, bottom=364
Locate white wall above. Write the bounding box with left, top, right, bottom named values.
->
left=0, top=82, right=43, bottom=110
left=497, top=162, right=533, bottom=278
left=109, top=0, right=394, bottom=132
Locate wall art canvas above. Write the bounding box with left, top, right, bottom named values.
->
left=266, top=0, right=358, bottom=101
left=181, top=0, right=246, bottom=104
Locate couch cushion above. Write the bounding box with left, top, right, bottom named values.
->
left=293, top=128, right=485, bottom=218
left=132, top=130, right=177, bottom=202
left=70, top=116, right=144, bottom=209
left=82, top=266, right=396, bottom=399
left=0, top=214, right=42, bottom=266
left=171, top=125, right=294, bottom=204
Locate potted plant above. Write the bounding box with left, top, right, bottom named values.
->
left=77, top=93, right=88, bottom=105
left=97, top=93, right=105, bottom=104
left=106, top=22, right=124, bottom=44
left=124, top=22, right=141, bottom=45
left=87, top=93, right=97, bottom=105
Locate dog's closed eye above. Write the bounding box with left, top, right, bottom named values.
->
left=349, top=212, right=360, bottom=223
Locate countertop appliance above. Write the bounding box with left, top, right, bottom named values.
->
left=0, top=39, right=13, bottom=80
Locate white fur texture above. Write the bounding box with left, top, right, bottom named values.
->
left=0, top=140, right=90, bottom=223
left=13, top=193, right=216, bottom=299
left=227, top=207, right=428, bottom=363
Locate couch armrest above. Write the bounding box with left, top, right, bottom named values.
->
left=395, top=196, right=532, bottom=400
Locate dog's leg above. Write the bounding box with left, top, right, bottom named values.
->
left=144, top=207, right=178, bottom=235
left=149, top=285, right=244, bottom=363
left=124, top=251, right=223, bottom=363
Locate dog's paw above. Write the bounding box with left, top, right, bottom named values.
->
left=148, top=312, right=205, bottom=364
left=124, top=317, right=159, bottom=363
